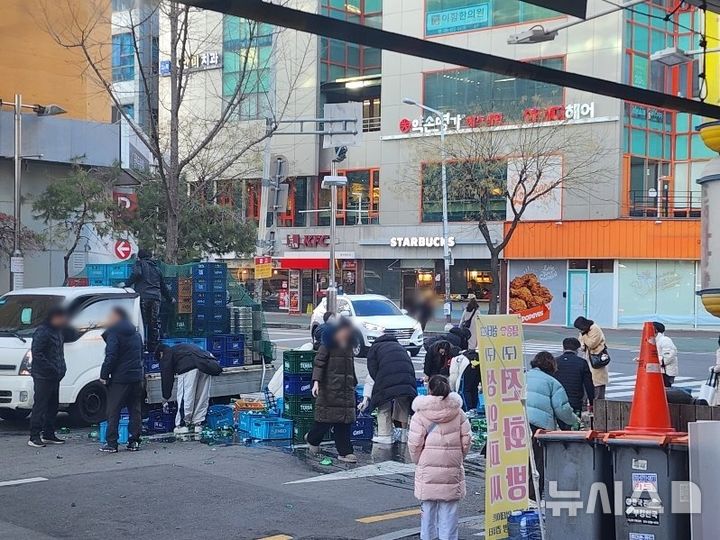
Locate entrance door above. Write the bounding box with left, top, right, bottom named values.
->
left=402, top=272, right=418, bottom=309
left=567, top=270, right=589, bottom=325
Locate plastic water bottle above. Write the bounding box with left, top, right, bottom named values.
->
left=507, top=510, right=541, bottom=539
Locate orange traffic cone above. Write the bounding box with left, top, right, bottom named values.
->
left=625, top=321, right=675, bottom=434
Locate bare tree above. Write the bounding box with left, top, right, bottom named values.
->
left=38, top=0, right=311, bottom=262
left=412, top=112, right=612, bottom=314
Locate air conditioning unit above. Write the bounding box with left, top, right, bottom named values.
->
left=683, top=0, right=720, bottom=14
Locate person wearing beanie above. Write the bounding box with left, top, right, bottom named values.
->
left=653, top=322, right=678, bottom=387
left=124, top=248, right=174, bottom=352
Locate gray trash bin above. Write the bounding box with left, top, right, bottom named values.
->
left=606, top=435, right=689, bottom=540
left=536, top=431, right=615, bottom=540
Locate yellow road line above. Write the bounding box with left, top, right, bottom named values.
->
left=356, top=508, right=421, bottom=524
left=257, top=535, right=292, bottom=540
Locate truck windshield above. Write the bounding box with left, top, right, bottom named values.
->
left=0, top=295, right=63, bottom=337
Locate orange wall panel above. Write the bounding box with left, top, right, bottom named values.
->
left=0, top=0, right=111, bottom=122
left=503, top=220, right=701, bottom=260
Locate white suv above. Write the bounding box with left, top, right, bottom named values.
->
left=0, top=287, right=142, bottom=424
left=311, top=294, right=423, bottom=357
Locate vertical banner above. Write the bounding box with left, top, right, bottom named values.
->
left=476, top=314, right=529, bottom=540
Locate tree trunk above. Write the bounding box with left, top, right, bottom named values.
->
left=488, top=251, right=501, bottom=315
left=165, top=4, right=181, bottom=264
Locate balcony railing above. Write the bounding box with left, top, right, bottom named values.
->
left=628, top=190, right=702, bottom=219
left=363, top=116, right=381, bottom=132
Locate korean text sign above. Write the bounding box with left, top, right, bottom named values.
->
left=476, top=315, right=529, bottom=540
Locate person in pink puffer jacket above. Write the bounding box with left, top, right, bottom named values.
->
left=408, top=375, right=471, bottom=540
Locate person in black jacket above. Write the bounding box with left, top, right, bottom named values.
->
left=423, top=338, right=456, bottom=378
left=28, top=306, right=81, bottom=448
left=447, top=326, right=471, bottom=351
left=125, top=248, right=174, bottom=353
left=155, top=342, right=223, bottom=434
left=364, top=334, right=417, bottom=444
left=312, top=311, right=335, bottom=351
left=98, top=307, right=144, bottom=453
left=554, top=337, right=595, bottom=429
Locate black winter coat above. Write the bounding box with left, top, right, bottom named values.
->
left=100, top=319, right=144, bottom=384
left=126, top=258, right=173, bottom=302
left=312, top=344, right=357, bottom=424
left=30, top=323, right=81, bottom=380
left=423, top=336, right=459, bottom=378
left=553, top=351, right=595, bottom=411
left=447, top=327, right=471, bottom=350
left=160, top=344, right=223, bottom=399
left=366, top=334, right=417, bottom=410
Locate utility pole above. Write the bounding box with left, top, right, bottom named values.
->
left=253, top=116, right=359, bottom=306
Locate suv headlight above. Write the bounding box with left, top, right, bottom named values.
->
left=19, top=349, right=32, bottom=376
left=362, top=321, right=385, bottom=332
left=414, top=321, right=422, bottom=331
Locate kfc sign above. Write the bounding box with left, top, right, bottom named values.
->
left=398, top=102, right=596, bottom=134
left=287, top=234, right=331, bottom=249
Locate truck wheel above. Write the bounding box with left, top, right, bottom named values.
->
left=0, top=409, right=31, bottom=422
left=70, top=382, right=107, bottom=425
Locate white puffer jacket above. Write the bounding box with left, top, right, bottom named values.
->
left=656, top=332, right=678, bottom=377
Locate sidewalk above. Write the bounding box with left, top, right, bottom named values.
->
left=264, top=312, right=719, bottom=352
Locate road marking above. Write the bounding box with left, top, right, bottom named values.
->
left=365, top=515, right=485, bottom=540
left=284, top=460, right=416, bottom=484
left=356, top=508, right=421, bottom=524
left=0, top=477, right=48, bottom=488
left=257, top=535, right=292, bottom=540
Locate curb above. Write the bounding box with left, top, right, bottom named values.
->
left=265, top=323, right=310, bottom=330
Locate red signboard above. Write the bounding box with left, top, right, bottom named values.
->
left=286, top=234, right=331, bottom=249
left=113, top=192, right=138, bottom=213
left=114, top=239, right=133, bottom=261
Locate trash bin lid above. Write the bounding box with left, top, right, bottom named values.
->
left=603, top=432, right=688, bottom=449
left=534, top=430, right=604, bottom=444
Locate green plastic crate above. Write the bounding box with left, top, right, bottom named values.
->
left=292, top=417, right=331, bottom=442
left=283, top=350, right=315, bottom=374
left=283, top=396, right=315, bottom=418
left=168, top=314, right=192, bottom=336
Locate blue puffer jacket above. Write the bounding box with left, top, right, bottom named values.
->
left=526, top=368, right=579, bottom=430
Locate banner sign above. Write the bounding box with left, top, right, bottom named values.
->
left=476, top=314, right=529, bottom=540
left=254, top=256, right=273, bottom=279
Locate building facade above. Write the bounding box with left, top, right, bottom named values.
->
left=162, top=0, right=718, bottom=327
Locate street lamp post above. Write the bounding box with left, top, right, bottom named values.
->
left=1, top=94, right=66, bottom=290
left=403, top=98, right=452, bottom=323
left=322, top=146, right=348, bottom=315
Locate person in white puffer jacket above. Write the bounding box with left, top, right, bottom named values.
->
left=653, top=322, right=678, bottom=387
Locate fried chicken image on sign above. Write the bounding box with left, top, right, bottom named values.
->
left=509, top=298, right=528, bottom=312
left=509, top=273, right=553, bottom=311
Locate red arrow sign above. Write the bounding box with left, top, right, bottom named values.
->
left=114, top=240, right=132, bottom=261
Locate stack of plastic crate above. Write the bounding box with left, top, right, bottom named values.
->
left=283, top=349, right=325, bottom=442
left=207, top=334, right=246, bottom=368
left=192, top=263, right=229, bottom=336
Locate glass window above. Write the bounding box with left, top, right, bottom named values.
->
left=425, top=0, right=559, bottom=36
left=421, top=161, right=506, bottom=223
left=71, top=298, right=137, bottom=330
left=223, top=17, right=274, bottom=120
left=351, top=299, right=402, bottom=316
left=0, top=295, right=63, bottom=337
left=423, top=57, right=564, bottom=118
left=112, top=33, right=135, bottom=82
left=363, top=260, right=402, bottom=302
left=590, top=260, right=613, bottom=274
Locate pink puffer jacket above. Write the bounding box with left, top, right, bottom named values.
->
left=408, top=392, right=471, bottom=502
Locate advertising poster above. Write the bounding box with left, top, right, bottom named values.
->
left=476, top=315, right=529, bottom=540
left=508, top=261, right=566, bottom=325
left=288, top=271, right=301, bottom=313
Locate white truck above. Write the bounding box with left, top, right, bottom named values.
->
left=0, top=287, right=270, bottom=424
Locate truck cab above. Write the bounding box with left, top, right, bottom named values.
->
left=0, top=287, right=142, bottom=424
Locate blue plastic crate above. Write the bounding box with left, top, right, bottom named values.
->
left=89, top=277, right=108, bottom=286
left=237, top=410, right=270, bottom=432
left=144, top=354, right=160, bottom=374
left=148, top=408, right=175, bottom=433
left=189, top=337, right=207, bottom=350
left=221, top=351, right=244, bottom=368
left=108, top=264, right=131, bottom=279
left=283, top=374, right=313, bottom=397
left=86, top=264, right=107, bottom=279
left=193, top=291, right=226, bottom=308
left=193, top=308, right=228, bottom=323
left=248, top=416, right=293, bottom=440
left=192, top=262, right=227, bottom=279
left=194, top=278, right=225, bottom=293
left=99, top=417, right=129, bottom=444
left=194, top=321, right=228, bottom=336
left=208, top=335, right=226, bottom=354
left=350, top=415, right=374, bottom=440
left=205, top=405, right=235, bottom=429
left=225, top=335, right=244, bottom=352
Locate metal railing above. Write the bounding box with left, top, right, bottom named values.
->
left=627, top=190, right=702, bottom=218
left=363, top=116, right=381, bottom=132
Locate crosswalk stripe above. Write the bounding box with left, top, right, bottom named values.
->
left=356, top=509, right=421, bottom=524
